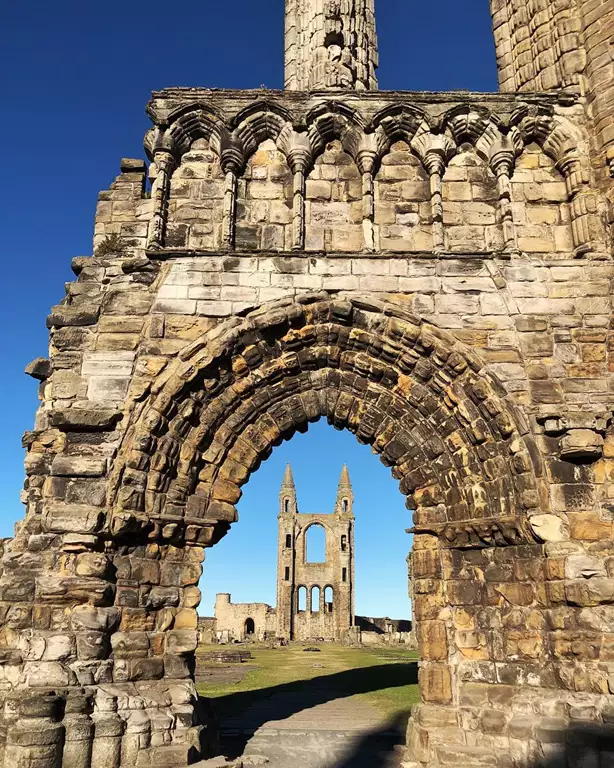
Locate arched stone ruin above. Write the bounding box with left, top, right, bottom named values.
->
left=4, top=0, right=614, bottom=765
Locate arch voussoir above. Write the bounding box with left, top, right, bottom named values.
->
left=110, top=294, right=545, bottom=557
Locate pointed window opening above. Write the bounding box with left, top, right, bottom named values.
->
left=284, top=499, right=290, bottom=513
left=343, top=499, right=348, bottom=513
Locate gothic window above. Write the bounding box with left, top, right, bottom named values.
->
left=284, top=499, right=290, bottom=513
left=285, top=533, right=292, bottom=548
left=324, top=586, right=334, bottom=613
left=311, top=586, right=321, bottom=613
left=341, top=535, right=347, bottom=552
left=342, top=499, right=348, bottom=513
left=305, top=524, right=326, bottom=563
left=297, top=586, right=307, bottom=612
left=244, top=618, right=255, bottom=636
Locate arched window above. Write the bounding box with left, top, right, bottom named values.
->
left=324, top=586, right=334, bottom=613
left=285, top=533, right=292, bottom=548
left=284, top=499, right=290, bottom=513
left=297, top=586, right=307, bottom=612
left=341, top=535, right=347, bottom=552
left=343, top=499, right=348, bottom=513
left=306, top=524, right=326, bottom=563
left=311, top=586, right=321, bottom=613
left=244, top=618, right=255, bottom=636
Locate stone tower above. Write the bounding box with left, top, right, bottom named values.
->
left=276, top=464, right=355, bottom=641
left=3, top=0, right=614, bottom=766
left=284, top=0, right=378, bottom=91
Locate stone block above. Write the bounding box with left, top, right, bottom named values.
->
left=44, top=505, right=104, bottom=534
left=51, top=456, right=107, bottom=477
left=419, top=664, right=452, bottom=704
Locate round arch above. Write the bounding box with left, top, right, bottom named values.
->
left=110, top=293, right=546, bottom=547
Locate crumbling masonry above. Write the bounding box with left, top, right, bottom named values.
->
left=3, top=0, right=614, bottom=766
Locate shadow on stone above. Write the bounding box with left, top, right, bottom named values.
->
left=331, top=712, right=409, bottom=768
left=201, top=661, right=417, bottom=761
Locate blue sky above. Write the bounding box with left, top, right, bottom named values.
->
left=0, top=1, right=497, bottom=617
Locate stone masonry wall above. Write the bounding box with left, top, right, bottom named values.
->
left=1, top=82, right=614, bottom=768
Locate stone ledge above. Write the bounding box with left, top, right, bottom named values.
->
left=147, top=248, right=512, bottom=262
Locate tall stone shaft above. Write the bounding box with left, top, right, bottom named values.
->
left=285, top=0, right=378, bottom=91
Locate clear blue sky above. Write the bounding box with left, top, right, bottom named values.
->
left=0, top=1, right=497, bottom=616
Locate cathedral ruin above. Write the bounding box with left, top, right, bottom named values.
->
left=3, top=0, right=614, bottom=766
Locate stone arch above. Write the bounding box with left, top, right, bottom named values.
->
left=106, top=293, right=554, bottom=760
left=244, top=617, right=255, bottom=636
left=164, top=103, right=230, bottom=160
left=373, top=139, right=432, bottom=252
left=166, top=136, right=226, bottom=250
left=234, top=138, right=294, bottom=252
left=111, top=293, right=545, bottom=545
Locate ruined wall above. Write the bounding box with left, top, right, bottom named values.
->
left=213, top=594, right=276, bottom=642
left=276, top=465, right=354, bottom=642
left=1, top=84, right=614, bottom=768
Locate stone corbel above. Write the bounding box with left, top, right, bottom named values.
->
left=490, top=139, right=518, bottom=252
left=558, top=153, right=607, bottom=259
left=220, top=143, right=244, bottom=250
left=538, top=411, right=610, bottom=462
left=356, top=138, right=379, bottom=252
left=412, top=134, right=455, bottom=252
left=285, top=134, right=312, bottom=251
left=146, top=150, right=175, bottom=250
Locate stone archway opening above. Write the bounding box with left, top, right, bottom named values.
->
left=104, top=293, right=549, bottom=765
left=244, top=618, right=255, bottom=636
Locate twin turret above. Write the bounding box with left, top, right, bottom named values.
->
left=279, top=463, right=354, bottom=517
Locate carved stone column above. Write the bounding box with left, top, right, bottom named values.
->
left=559, top=154, right=608, bottom=258
left=413, top=135, right=455, bottom=253
left=357, top=144, right=378, bottom=252
left=490, top=141, right=518, bottom=252
left=220, top=145, right=244, bottom=250
left=286, top=137, right=312, bottom=251
left=146, top=150, right=175, bottom=250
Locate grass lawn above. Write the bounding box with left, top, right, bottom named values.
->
left=196, top=643, right=420, bottom=721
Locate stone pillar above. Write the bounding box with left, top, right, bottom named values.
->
left=490, top=141, right=518, bottom=252
left=412, top=135, right=455, bottom=253
left=62, top=691, right=94, bottom=768
left=4, top=693, right=64, bottom=768
left=286, top=138, right=312, bottom=251
left=91, top=692, right=123, bottom=768
left=221, top=144, right=244, bottom=250
left=147, top=151, right=175, bottom=250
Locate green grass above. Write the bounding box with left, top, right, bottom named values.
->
left=196, top=643, right=420, bottom=721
